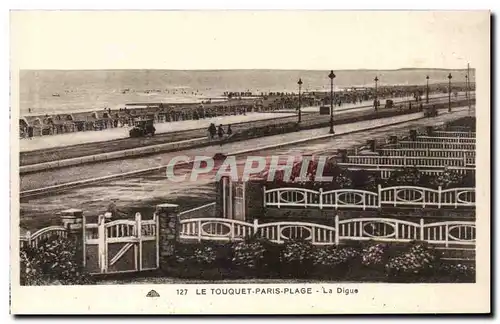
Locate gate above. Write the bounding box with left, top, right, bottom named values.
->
left=83, top=212, right=159, bottom=274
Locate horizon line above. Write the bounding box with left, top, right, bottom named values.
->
left=18, top=67, right=474, bottom=72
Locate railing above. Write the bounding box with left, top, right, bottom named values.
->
left=345, top=155, right=470, bottom=167
left=378, top=148, right=476, bottom=159
left=20, top=226, right=68, bottom=248
left=433, top=131, right=476, bottom=138
left=178, top=202, right=216, bottom=219
left=395, top=141, right=476, bottom=150
left=179, top=217, right=476, bottom=248
left=345, top=167, right=476, bottom=179
left=415, top=136, right=476, bottom=144
left=263, top=185, right=475, bottom=209
left=379, top=186, right=476, bottom=208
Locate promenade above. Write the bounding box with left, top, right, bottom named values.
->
left=19, top=92, right=468, bottom=153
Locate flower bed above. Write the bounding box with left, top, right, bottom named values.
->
left=163, top=239, right=475, bottom=283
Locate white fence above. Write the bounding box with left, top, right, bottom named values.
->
left=344, top=166, right=475, bottom=180
left=345, top=155, right=472, bottom=167
left=378, top=148, right=476, bottom=160
left=20, top=226, right=68, bottom=248
left=433, top=131, right=476, bottom=138
left=263, top=185, right=475, bottom=210
left=415, top=136, right=476, bottom=144
left=395, top=141, right=476, bottom=150
left=179, top=217, right=476, bottom=248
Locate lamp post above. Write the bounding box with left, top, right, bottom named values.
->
left=374, top=76, right=379, bottom=110
left=426, top=75, right=429, bottom=104
left=447, top=73, right=452, bottom=112
left=297, top=78, right=303, bottom=123
left=328, top=70, right=336, bottom=134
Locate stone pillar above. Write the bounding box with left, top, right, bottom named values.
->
left=59, top=208, right=84, bottom=261
left=59, top=208, right=83, bottom=241
left=389, top=135, right=398, bottom=145
left=409, top=129, right=418, bottom=141
left=156, top=203, right=179, bottom=270
left=338, top=149, right=348, bottom=163
left=366, top=140, right=376, bottom=152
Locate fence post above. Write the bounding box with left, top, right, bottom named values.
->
left=319, top=188, right=323, bottom=210
left=334, top=214, right=340, bottom=245
left=420, top=218, right=425, bottom=241
left=97, top=214, right=107, bottom=273
left=156, top=203, right=180, bottom=271
left=135, top=212, right=142, bottom=272
left=25, top=231, right=31, bottom=247
left=438, top=186, right=442, bottom=208
left=377, top=184, right=382, bottom=208
left=262, top=185, right=266, bottom=208
left=445, top=223, right=449, bottom=247
left=197, top=219, right=202, bottom=242
left=253, top=219, right=259, bottom=237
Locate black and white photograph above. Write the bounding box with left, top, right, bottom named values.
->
left=10, top=10, right=490, bottom=314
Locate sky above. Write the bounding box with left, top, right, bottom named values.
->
left=10, top=11, right=490, bottom=70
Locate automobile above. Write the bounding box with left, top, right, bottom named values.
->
left=423, top=105, right=438, bottom=117
left=129, top=118, right=156, bottom=137
left=385, top=99, right=394, bottom=108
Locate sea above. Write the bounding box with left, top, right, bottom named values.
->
left=19, top=69, right=473, bottom=116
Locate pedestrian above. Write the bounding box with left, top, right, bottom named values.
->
left=217, top=124, right=225, bottom=139
left=106, top=199, right=127, bottom=220
left=208, top=123, right=216, bottom=140
left=227, top=124, right=233, bottom=136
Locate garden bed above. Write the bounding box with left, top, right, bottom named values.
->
left=161, top=239, right=475, bottom=283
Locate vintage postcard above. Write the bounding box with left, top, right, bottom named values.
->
left=10, top=10, right=490, bottom=314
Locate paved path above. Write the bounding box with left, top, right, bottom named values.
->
left=19, top=92, right=468, bottom=153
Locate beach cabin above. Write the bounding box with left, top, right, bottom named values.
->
left=19, top=118, right=29, bottom=138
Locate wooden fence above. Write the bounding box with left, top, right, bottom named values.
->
left=394, top=141, right=476, bottom=150
left=415, top=136, right=476, bottom=144
left=20, top=226, right=68, bottom=248
left=432, top=131, right=476, bottom=138
left=344, top=155, right=473, bottom=167
left=83, top=212, right=159, bottom=274
left=344, top=166, right=475, bottom=179
left=263, top=185, right=475, bottom=210
left=179, top=216, right=476, bottom=248
left=378, top=148, right=475, bottom=159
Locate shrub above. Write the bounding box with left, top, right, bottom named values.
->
left=176, top=244, right=217, bottom=265
left=312, top=245, right=360, bottom=267
left=361, top=243, right=389, bottom=268
left=231, top=239, right=267, bottom=269
left=20, top=236, right=93, bottom=286
left=385, top=241, right=440, bottom=280
left=385, top=167, right=426, bottom=187
left=428, top=168, right=464, bottom=189
left=280, top=239, right=313, bottom=263
left=438, top=263, right=475, bottom=282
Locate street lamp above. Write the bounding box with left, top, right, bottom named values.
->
left=426, top=75, right=429, bottom=104
left=328, top=70, right=336, bottom=134
left=374, top=76, right=379, bottom=110
left=447, top=73, right=452, bottom=112
left=297, top=78, right=303, bottom=123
